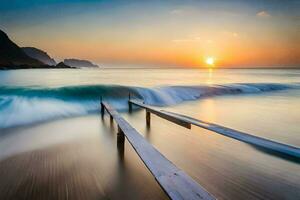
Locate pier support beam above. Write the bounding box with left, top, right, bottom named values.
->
left=129, top=100, right=191, bottom=129
left=146, top=110, right=151, bottom=127
left=101, top=102, right=105, bottom=118
left=128, top=93, right=132, bottom=113
left=117, top=126, right=125, bottom=145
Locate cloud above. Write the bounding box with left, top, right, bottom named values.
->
left=172, top=39, right=192, bottom=43
left=256, top=11, right=271, bottom=18
left=172, top=36, right=201, bottom=43
left=223, top=31, right=239, bottom=37
left=170, top=9, right=183, bottom=15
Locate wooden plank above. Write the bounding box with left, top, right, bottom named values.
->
left=129, top=100, right=191, bottom=129
left=101, top=102, right=216, bottom=200
left=129, top=100, right=300, bottom=159
left=162, top=110, right=300, bottom=159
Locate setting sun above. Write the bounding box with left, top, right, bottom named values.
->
left=206, top=57, right=215, bottom=66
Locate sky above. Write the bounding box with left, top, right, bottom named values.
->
left=0, top=0, right=299, bottom=68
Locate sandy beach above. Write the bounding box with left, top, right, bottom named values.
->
left=0, top=115, right=167, bottom=200
left=0, top=110, right=299, bottom=200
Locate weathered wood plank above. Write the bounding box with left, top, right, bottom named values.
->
left=129, top=100, right=300, bottom=159
left=101, top=102, right=216, bottom=200
left=162, top=110, right=300, bottom=159
left=129, top=100, right=191, bottom=129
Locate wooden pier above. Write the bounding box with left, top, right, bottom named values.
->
left=129, top=100, right=300, bottom=159
left=130, top=100, right=191, bottom=129
left=101, top=102, right=216, bottom=200
left=101, top=98, right=300, bottom=199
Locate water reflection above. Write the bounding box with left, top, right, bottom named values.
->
left=1, top=69, right=299, bottom=87
left=124, top=110, right=300, bottom=200
left=197, top=99, right=217, bottom=122
left=206, top=68, right=214, bottom=85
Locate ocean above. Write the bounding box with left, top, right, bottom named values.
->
left=0, top=68, right=299, bottom=199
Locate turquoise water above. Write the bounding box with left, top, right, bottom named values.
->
left=0, top=68, right=299, bottom=143
left=0, top=68, right=299, bottom=199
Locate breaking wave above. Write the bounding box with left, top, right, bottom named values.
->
left=0, top=83, right=299, bottom=128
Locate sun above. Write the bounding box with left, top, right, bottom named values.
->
left=205, top=57, right=215, bottom=66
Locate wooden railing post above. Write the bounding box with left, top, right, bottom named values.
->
left=146, top=110, right=151, bottom=127
left=128, top=93, right=132, bottom=113
left=117, top=126, right=125, bottom=145
left=100, top=100, right=105, bottom=118
left=129, top=100, right=191, bottom=129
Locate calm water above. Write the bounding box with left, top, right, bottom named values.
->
left=0, top=68, right=299, bottom=199
left=0, top=68, right=299, bottom=87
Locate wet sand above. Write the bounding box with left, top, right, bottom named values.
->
left=0, top=111, right=299, bottom=199
left=0, top=116, right=167, bottom=200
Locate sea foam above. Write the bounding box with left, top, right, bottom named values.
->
left=0, top=83, right=299, bottom=129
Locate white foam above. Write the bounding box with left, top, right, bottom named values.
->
left=0, top=83, right=298, bottom=129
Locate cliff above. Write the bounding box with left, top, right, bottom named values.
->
left=0, top=30, right=73, bottom=69
left=0, top=30, right=44, bottom=68
left=22, top=47, right=56, bottom=66
left=63, top=59, right=99, bottom=68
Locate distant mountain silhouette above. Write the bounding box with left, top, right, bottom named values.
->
left=0, top=29, right=73, bottom=69
left=56, top=62, right=72, bottom=68
left=0, top=30, right=44, bottom=68
left=22, top=47, right=56, bottom=66
left=64, top=59, right=99, bottom=68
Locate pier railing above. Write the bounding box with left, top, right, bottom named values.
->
left=128, top=99, right=300, bottom=159
left=101, top=101, right=216, bottom=200
left=100, top=97, right=300, bottom=200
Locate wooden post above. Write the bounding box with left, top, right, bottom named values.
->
left=146, top=110, right=151, bottom=127
left=128, top=93, right=132, bottom=113
left=129, top=100, right=191, bottom=129
left=117, top=137, right=125, bottom=161
left=101, top=102, right=104, bottom=118
left=117, top=126, right=125, bottom=145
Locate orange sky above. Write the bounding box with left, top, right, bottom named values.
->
left=1, top=0, right=299, bottom=68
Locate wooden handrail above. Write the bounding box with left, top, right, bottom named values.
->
left=128, top=100, right=300, bottom=159
left=101, top=102, right=216, bottom=200
left=129, top=100, right=191, bottom=129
